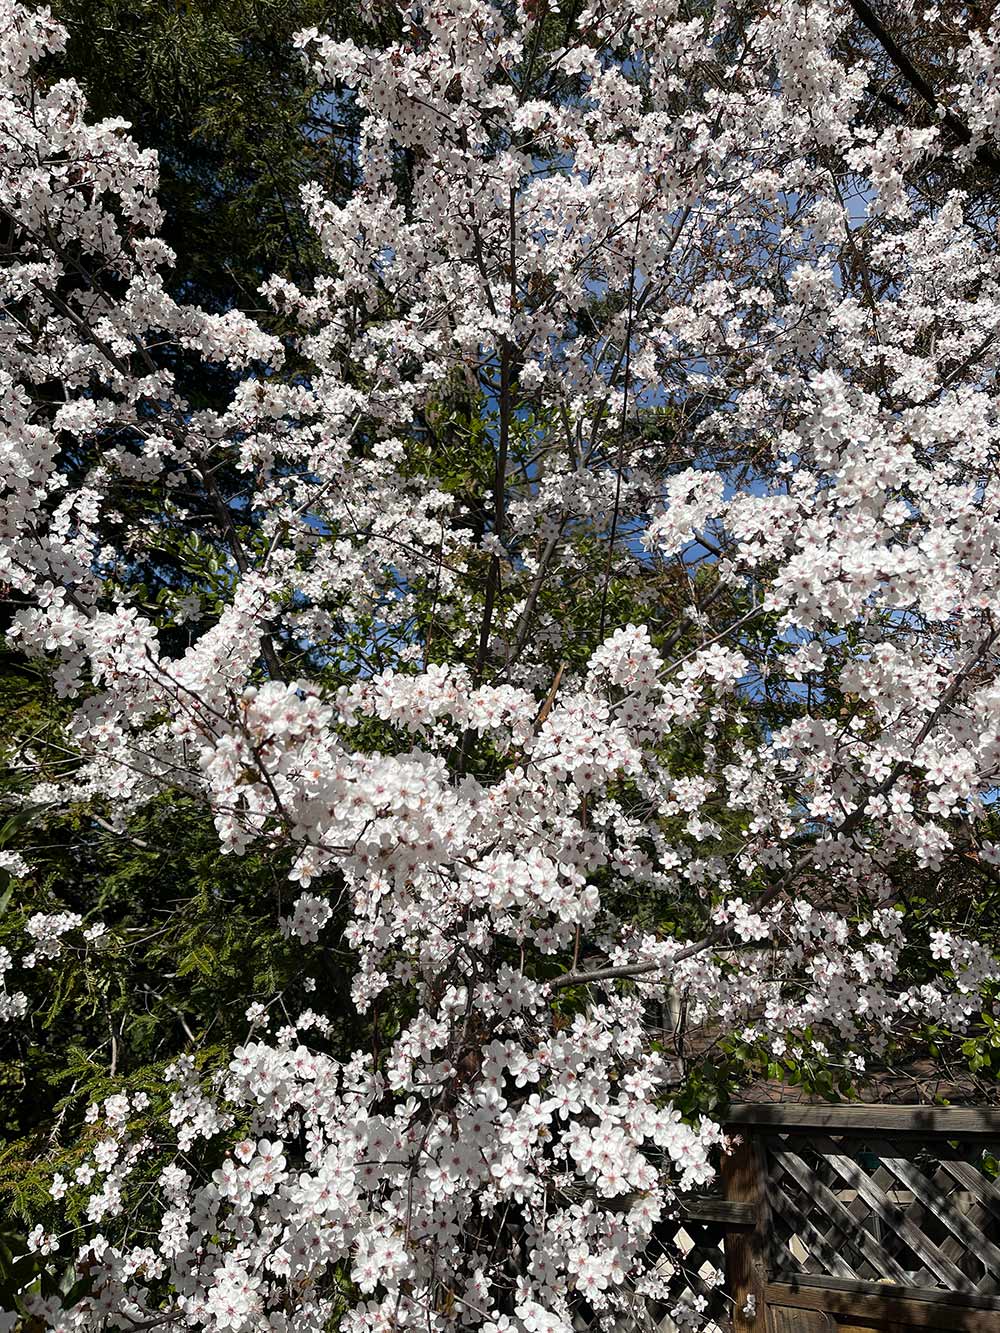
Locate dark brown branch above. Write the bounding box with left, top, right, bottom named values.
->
left=507, top=521, right=566, bottom=670
left=472, top=188, right=519, bottom=690
left=598, top=210, right=642, bottom=644
left=847, top=0, right=1000, bottom=174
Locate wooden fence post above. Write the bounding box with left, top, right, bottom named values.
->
left=720, top=1128, right=769, bottom=1333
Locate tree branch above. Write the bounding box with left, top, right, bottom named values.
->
left=847, top=0, right=1000, bottom=174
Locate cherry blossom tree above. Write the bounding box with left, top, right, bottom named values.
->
left=2, top=0, right=1000, bottom=1328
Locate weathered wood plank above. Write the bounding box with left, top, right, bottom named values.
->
left=721, top=1134, right=769, bottom=1333
left=768, top=1146, right=912, bottom=1285
left=772, top=1273, right=1000, bottom=1310
left=815, top=1141, right=973, bottom=1292
left=767, top=1273, right=1000, bottom=1319
left=727, top=1104, right=1000, bottom=1137
left=678, top=1199, right=756, bottom=1227
left=767, top=1306, right=833, bottom=1333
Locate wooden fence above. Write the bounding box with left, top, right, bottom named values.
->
left=632, top=1103, right=1000, bottom=1333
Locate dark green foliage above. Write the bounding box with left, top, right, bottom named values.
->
left=42, top=0, right=391, bottom=315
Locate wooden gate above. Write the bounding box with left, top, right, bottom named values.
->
left=700, top=1104, right=1000, bottom=1333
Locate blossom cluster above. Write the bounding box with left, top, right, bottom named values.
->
left=2, top=0, right=1000, bottom=1328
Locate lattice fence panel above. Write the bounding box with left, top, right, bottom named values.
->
left=764, top=1131, right=1000, bottom=1296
